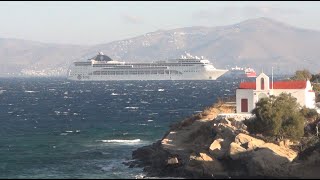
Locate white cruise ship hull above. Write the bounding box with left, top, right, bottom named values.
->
left=67, top=52, right=228, bottom=81
left=67, top=69, right=228, bottom=81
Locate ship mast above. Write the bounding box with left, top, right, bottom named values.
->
left=272, top=66, right=274, bottom=90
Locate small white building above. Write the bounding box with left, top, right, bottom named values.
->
left=236, top=73, right=316, bottom=114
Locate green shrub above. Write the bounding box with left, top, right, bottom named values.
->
left=291, top=69, right=312, bottom=80
left=245, top=93, right=305, bottom=140
left=300, top=107, right=319, bottom=119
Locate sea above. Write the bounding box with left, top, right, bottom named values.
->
left=0, top=77, right=244, bottom=178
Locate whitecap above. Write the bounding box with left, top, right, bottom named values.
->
left=149, top=112, right=158, bottom=115
left=125, top=107, right=139, bottom=109
left=25, top=90, right=38, bottom=93
left=158, top=89, right=165, bottom=91
left=111, top=93, right=119, bottom=96
left=101, top=165, right=115, bottom=171
left=147, top=120, right=153, bottom=122
left=96, top=139, right=140, bottom=143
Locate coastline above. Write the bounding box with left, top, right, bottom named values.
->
left=126, top=101, right=320, bottom=179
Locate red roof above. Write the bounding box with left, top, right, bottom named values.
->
left=239, top=81, right=307, bottom=89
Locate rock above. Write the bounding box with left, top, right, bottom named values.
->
left=234, top=133, right=265, bottom=150
left=167, top=157, right=179, bottom=165
left=231, top=120, right=247, bottom=131
left=209, top=138, right=226, bottom=159
left=199, top=152, right=213, bottom=161
left=277, top=139, right=293, bottom=148
left=161, top=138, right=172, bottom=145
left=291, top=149, right=320, bottom=178
left=220, top=117, right=231, bottom=125
left=132, top=146, right=155, bottom=160
left=228, top=142, right=247, bottom=160
left=259, top=143, right=297, bottom=162
left=188, top=152, right=225, bottom=177
left=215, top=123, right=236, bottom=141
left=246, top=148, right=291, bottom=177
left=233, top=133, right=297, bottom=161
left=128, top=102, right=310, bottom=179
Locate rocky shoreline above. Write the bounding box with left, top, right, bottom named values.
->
left=125, top=102, right=320, bottom=179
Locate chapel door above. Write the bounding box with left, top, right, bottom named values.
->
left=241, top=99, right=248, bottom=112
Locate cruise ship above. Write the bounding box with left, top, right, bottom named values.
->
left=224, top=66, right=257, bottom=78
left=67, top=52, right=228, bottom=81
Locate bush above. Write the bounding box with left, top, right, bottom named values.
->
left=300, top=106, right=319, bottom=120
left=311, top=73, right=320, bottom=83
left=245, top=93, right=305, bottom=140
left=291, top=69, right=312, bottom=80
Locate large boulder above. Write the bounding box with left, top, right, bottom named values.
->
left=233, top=133, right=298, bottom=161
left=290, top=149, right=320, bottom=178
left=228, top=142, right=247, bottom=160
left=234, top=133, right=265, bottom=150
left=209, top=138, right=226, bottom=159
left=187, top=152, right=225, bottom=177
left=167, top=157, right=179, bottom=165
left=258, top=143, right=297, bottom=162
left=246, top=148, right=292, bottom=177
left=231, top=120, right=247, bottom=131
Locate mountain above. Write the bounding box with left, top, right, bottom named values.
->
left=1, top=17, right=320, bottom=76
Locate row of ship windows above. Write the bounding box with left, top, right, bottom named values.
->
left=74, top=64, right=201, bottom=67
left=184, top=70, right=199, bottom=72
left=77, top=70, right=183, bottom=75
left=72, top=70, right=198, bottom=75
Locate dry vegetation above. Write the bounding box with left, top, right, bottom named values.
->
left=169, top=99, right=236, bottom=131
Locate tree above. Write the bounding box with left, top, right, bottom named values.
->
left=245, top=93, right=305, bottom=140
left=291, top=69, right=312, bottom=80
left=311, top=73, right=320, bottom=83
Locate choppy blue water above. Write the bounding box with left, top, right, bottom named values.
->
left=0, top=77, right=241, bottom=178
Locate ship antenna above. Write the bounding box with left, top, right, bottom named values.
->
left=272, top=66, right=274, bottom=90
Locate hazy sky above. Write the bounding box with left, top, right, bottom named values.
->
left=0, top=1, right=319, bottom=45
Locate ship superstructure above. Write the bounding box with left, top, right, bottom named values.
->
left=67, top=52, right=228, bottom=81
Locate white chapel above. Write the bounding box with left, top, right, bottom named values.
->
left=236, top=73, right=316, bottom=114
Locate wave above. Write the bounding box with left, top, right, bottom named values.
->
left=125, top=107, right=139, bottom=109
left=25, top=90, right=38, bottom=93
left=96, top=139, right=141, bottom=143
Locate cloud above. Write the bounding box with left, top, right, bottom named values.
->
left=122, top=14, right=143, bottom=24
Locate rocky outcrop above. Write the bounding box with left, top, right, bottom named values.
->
left=128, top=103, right=320, bottom=178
